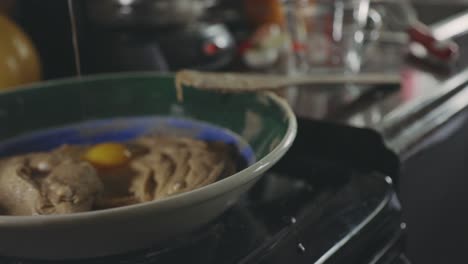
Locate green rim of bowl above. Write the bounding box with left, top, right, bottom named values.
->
left=0, top=72, right=297, bottom=225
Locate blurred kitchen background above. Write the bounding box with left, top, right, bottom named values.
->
left=3, top=0, right=468, bottom=263
left=1, top=0, right=423, bottom=81
left=2, top=0, right=465, bottom=119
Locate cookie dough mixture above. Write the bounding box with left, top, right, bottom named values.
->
left=0, top=145, right=101, bottom=216
left=0, top=136, right=239, bottom=216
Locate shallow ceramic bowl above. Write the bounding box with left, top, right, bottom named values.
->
left=0, top=73, right=296, bottom=260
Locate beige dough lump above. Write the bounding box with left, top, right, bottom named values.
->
left=0, top=136, right=239, bottom=215
left=0, top=146, right=103, bottom=216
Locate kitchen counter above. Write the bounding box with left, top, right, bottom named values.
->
left=288, top=3, right=468, bottom=158
left=286, top=4, right=468, bottom=263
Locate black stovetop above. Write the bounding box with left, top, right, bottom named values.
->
left=1, top=118, right=404, bottom=264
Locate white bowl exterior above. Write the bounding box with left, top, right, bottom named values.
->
left=0, top=89, right=297, bottom=260
left=0, top=178, right=258, bottom=259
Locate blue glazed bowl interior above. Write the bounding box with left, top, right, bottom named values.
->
left=0, top=116, right=256, bottom=165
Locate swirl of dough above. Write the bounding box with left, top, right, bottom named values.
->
left=129, top=136, right=237, bottom=201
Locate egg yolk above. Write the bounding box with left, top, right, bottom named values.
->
left=83, top=143, right=130, bottom=169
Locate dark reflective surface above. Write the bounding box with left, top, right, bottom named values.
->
left=1, top=119, right=402, bottom=264
left=284, top=4, right=468, bottom=264
left=286, top=3, right=468, bottom=156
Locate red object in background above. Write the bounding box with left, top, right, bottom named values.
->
left=203, top=42, right=219, bottom=56
left=292, top=42, right=306, bottom=52
left=408, top=23, right=459, bottom=62
left=237, top=40, right=253, bottom=55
